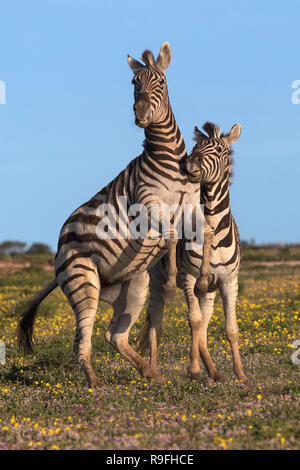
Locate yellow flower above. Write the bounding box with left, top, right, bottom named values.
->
left=257, top=394, right=262, bottom=400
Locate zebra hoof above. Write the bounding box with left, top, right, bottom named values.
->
left=151, top=373, right=165, bottom=383
left=234, top=371, right=248, bottom=382
left=88, top=378, right=102, bottom=390
left=188, top=371, right=202, bottom=381
left=162, top=282, right=177, bottom=302
left=211, top=371, right=226, bottom=382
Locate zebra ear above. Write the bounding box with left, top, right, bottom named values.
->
left=193, top=126, right=208, bottom=143
left=127, top=55, right=144, bottom=74
left=156, top=42, right=172, bottom=71
left=222, top=124, right=242, bottom=146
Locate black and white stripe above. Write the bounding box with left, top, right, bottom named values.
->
left=17, top=43, right=200, bottom=388
left=143, top=122, right=247, bottom=382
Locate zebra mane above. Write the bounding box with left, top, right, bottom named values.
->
left=141, top=50, right=155, bottom=67
left=203, top=122, right=222, bottom=139
left=193, top=122, right=222, bottom=142
left=228, top=147, right=234, bottom=185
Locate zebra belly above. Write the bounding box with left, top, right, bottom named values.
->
left=55, top=236, right=167, bottom=287
left=98, top=238, right=168, bottom=284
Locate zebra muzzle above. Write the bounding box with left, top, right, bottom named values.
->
left=134, top=98, right=151, bottom=127
left=135, top=117, right=150, bottom=128
left=187, top=169, right=202, bottom=182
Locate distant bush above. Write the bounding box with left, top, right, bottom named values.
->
left=0, top=240, right=27, bottom=255
left=241, top=243, right=300, bottom=261
left=26, top=242, right=52, bottom=255
left=0, top=240, right=53, bottom=256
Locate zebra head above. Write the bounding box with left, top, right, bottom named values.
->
left=128, top=42, right=172, bottom=128
left=185, top=122, right=242, bottom=183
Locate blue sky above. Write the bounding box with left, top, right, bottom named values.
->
left=0, top=0, right=299, bottom=251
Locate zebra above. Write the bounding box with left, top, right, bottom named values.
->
left=17, top=42, right=206, bottom=388
left=139, top=122, right=247, bottom=382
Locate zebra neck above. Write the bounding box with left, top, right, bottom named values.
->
left=143, top=104, right=186, bottom=162
left=202, top=173, right=232, bottom=230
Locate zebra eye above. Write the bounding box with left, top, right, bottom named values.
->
left=215, top=146, right=222, bottom=153
left=160, top=78, right=165, bottom=86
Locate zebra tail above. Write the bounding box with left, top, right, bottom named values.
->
left=17, top=279, right=58, bottom=354
left=135, top=314, right=151, bottom=356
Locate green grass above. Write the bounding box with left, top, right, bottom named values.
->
left=0, top=264, right=299, bottom=449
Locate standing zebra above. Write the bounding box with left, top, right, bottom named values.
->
left=17, top=43, right=204, bottom=388
left=139, top=122, right=247, bottom=382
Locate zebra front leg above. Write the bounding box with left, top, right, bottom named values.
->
left=183, top=273, right=203, bottom=380
left=184, top=273, right=223, bottom=381
left=162, top=213, right=178, bottom=302
left=110, top=272, right=160, bottom=381
left=194, top=221, right=214, bottom=299
left=199, top=291, right=225, bottom=381
left=219, top=277, right=247, bottom=380
left=162, top=239, right=178, bottom=301
left=146, top=270, right=166, bottom=374
left=99, top=283, right=123, bottom=346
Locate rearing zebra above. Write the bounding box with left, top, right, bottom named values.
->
left=17, top=43, right=203, bottom=388
left=139, top=122, right=247, bottom=382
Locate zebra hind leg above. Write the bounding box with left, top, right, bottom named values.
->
left=59, top=265, right=101, bottom=389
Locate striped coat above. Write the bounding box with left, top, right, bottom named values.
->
left=17, top=43, right=201, bottom=388
left=141, top=122, right=247, bottom=382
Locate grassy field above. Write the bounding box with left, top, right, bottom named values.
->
left=0, top=263, right=299, bottom=450
left=1, top=243, right=300, bottom=265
